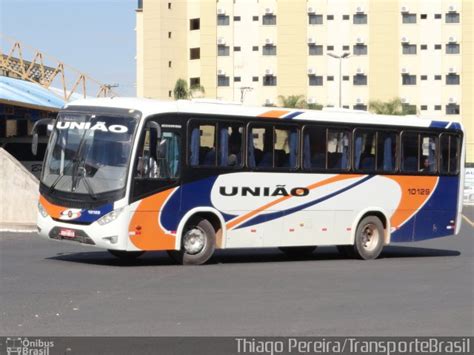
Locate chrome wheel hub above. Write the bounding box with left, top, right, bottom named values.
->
left=183, top=227, right=206, bottom=255
left=361, top=223, right=379, bottom=252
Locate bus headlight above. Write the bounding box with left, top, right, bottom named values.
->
left=38, top=202, right=48, bottom=218
left=97, top=208, right=123, bottom=226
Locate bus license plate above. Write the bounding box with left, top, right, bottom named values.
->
left=59, top=229, right=75, bottom=238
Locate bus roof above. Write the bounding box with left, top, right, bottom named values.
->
left=65, top=97, right=463, bottom=131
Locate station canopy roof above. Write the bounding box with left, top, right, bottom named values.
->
left=0, top=76, right=66, bottom=111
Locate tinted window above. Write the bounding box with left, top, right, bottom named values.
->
left=189, top=123, right=216, bottom=166
left=440, top=134, right=460, bottom=174
left=354, top=130, right=376, bottom=171
left=303, top=127, right=326, bottom=169
left=327, top=129, right=350, bottom=170
left=401, top=132, right=418, bottom=172
left=219, top=123, right=243, bottom=167
left=419, top=134, right=438, bottom=172
left=377, top=132, right=397, bottom=172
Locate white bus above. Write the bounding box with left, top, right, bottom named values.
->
left=33, top=98, right=465, bottom=264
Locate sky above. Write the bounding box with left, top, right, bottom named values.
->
left=1, top=0, right=137, bottom=96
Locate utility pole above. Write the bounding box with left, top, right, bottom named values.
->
left=327, top=52, right=350, bottom=108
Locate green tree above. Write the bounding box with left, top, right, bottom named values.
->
left=369, top=97, right=417, bottom=115
left=173, top=78, right=205, bottom=100
left=278, top=95, right=306, bottom=108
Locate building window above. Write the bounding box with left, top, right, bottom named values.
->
left=446, top=43, right=460, bottom=54
left=190, top=77, right=200, bottom=87
left=234, top=16, right=241, bottom=21
left=234, top=76, right=241, bottom=82
left=262, top=44, right=277, bottom=56
left=434, top=75, right=442, bottom=80
left=353, top=44, right=367, bottom=55
left=168, top=61, right=172, bottom=68
left=327, top=76, right=334, bottom=81
left=309, top=75, right=323, bottom=86
left=217, top=14, right=230, bottom=26
left=343, top=15, right=350, bottom=20
left=353, top=74, right=367, bottom=85
left=353, top=104, right=367, bottom=111
left=446, top=12, right=460, bottom=23
left=252, top=76, right=259, bottom=82
left=420, top=14, right=427, bottom=19
left=190, top=18, right=200, bottom=30
left=434, top=14, right=442, bottom=19
left=262, top=14, right=276, bottom=25
left=263, top=75, right=277, bottom=86
left=434, top=105, right=442, bottom=110
left=402, top=13, right=417, bottom=24
left=327, top=45, right=334, bottom=51
left=309, top=14, right=323, bottom=24
left=308, top=44, right=323, bottom=56
left=446, top=73, right=460, bottom=85
left=327, top=15, right=334, bottom=20
left=343, top=75, right=350, bottom=81
left=217, top=75, right=230, bottom=87
left=420, top=105, right=428, bottom=110
left=252, top=16, right=259, bottom=21
left=168, top=90, right=172, bottom=97
left=190, top=48, right=200, bottom=60
left=420, top=75, right=427, bottom=80
left=342, top=45, right=350, bottom=51
left=434, top=44, right=442, bottom=50
left=234, top=46, right=241, bottom=52
left=168, top=32, right=172, bottom=38
left=402, top=74, right=417, bottom=85
left=421, top=44, right=428, bottom=50
left=402, top=44, right=417, bottom=54
left=252, top=46, right=259, bottom=51
left=217, top=45, right=230, bottom=56
left=446, top=104, right=460, bottom=115
left=137, top=0, right=143, bottom=10
left=168, top=2, right=171, bottom=10
left=353, top=13, right=367, bottom=24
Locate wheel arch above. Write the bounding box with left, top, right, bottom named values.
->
left=350, top=207, right=391, bottom=245
left=175, top=207, right=227, bottom=250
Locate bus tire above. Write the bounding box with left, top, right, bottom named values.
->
left=173, top=218, right=216, bottom=265
left=108, top=250, right=145, bottom=260
left=352, top=216, right=384, bottom=260
left=279, top=246, right=316, bottom=257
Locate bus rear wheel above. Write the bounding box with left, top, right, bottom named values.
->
left=352, top=216, right=385, bottom=260
left=169, top=218, right=216, bottom=265
left=279, top=246, right=316, bottom=257
left=108, top=250, right=145, bottom=260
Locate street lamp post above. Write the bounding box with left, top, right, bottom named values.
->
left=327, top=52, right=350, bottom=108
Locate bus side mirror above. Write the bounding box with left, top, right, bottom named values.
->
left=31, top=118, right=55, bottom=156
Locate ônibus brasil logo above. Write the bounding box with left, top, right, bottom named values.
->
left=56, top=121, right=128, bottom=133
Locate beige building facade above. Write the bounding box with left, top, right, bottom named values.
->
left=136, top=0, right=473, bottom=162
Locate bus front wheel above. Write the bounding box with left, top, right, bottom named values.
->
left=169, top=218, right=216, bottom=265
left=352, top=216, right=385, bottom=260
left=108, top=250, right=145, bottom=260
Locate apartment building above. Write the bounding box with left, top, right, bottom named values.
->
left=135, top=0, right=473, bottom=162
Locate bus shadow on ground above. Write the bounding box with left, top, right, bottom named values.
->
left=47, top=245, right=460, bottom=267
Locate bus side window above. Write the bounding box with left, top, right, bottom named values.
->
left=274, top=127, right=298, bottom=169
left=189, top=123, right=216, bottom=166
left=219, top=123, right=243, bottom=167
left=401, top=132, right=418, bottom=172
left=135, top=128, right=158, bottom=178
left=419, top=134, right=438, bottom=173
left=440, top=134, right=460, bottom=175
left=303, top=126, right=326, bottom=170
left=377, top=131, right=397, bottom=172
left=248, top=126, right=272, bottom=168
left=327, top=129, right=350, bottom=170
left=354, top=130, right=376, bottom=171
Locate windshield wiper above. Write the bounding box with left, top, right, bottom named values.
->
left=75, top=159, right=97, bottom=200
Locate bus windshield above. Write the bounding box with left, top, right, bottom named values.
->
left=41, top=112, right=137, bottom=195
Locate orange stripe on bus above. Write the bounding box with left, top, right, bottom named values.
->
left=129, top=188, right=177, bottom=250
left=226, top=174, right=361, bottom=230
left=39, top=195, right=64, bottom=219
left=386, top=175, right=438, bottom=229
left=257, top=110, right=289, bottom=118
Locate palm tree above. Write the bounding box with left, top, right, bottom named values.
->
left=173, top=78, right=205, bottom=100
left=369, top=97, right=417, bottom=115
left=278, top=95, right=306, bottom=108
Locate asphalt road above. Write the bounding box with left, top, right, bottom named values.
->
left=1, top=206, right=473, bottom=337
